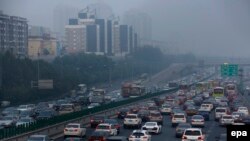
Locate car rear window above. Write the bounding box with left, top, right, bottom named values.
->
left=174, top=115, right=184, bottom=118
left=150, top=113, right=161, bottom=116
left=223, top=116, right=232, bottom=119
left=126, top=115, right=136, bottom=119
left=216, top=109, right=226, bottom=112
left=132, top=132, right=144, bottom=136
left=185, top=130, right=201, bottom=136
left=97, top=125, right=110, bottom=129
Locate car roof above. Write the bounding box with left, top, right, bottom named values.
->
left=133, top=130, right=147, bottom=133
left=30, top=134, right=47, bottom=137
left=185, top=128, right=202, bottom=131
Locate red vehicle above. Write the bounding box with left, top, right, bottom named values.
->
left=121, top=83, right=145, bottom=98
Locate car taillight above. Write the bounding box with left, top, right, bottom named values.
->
left=117, top=112, right=120, bottom=115
left=182, top=135, right=187, bottom=139
left=143, top=136, right=148, bottom=139
left=64, top=129, right=68, bottom=131
left=192, top=120, right=195, bottom=122
left=129, top=135, right=133, bottom=138
left=74, top=129, right=78, bottom=132
left=198, top=136, right=203, bottom=140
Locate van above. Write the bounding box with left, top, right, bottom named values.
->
left=59, top=104, right=75, bottom=115
left=215, top=107, right=229, bottom=121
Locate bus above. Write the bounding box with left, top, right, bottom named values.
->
left=196, top=82, right=208, bottom=93
left=213, top=87, right=224, bottom=98
left=179, top=83, right=189, bottom=93
left=225, top=84, right=237, bottom=94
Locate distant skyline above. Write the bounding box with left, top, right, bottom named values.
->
left=1, top=0, right=249, bottom=58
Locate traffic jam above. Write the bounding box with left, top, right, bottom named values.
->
left=2, top=69, right=249, bottom=141
left=55, top=78, right=249, bottom=141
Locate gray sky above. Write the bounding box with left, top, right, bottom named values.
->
left=0, top=0, right=249, bottom=57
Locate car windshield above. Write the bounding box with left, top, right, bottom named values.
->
left=19, top=118, right=32, bottom=122
left=178, top=124, right=191, bottom=128
left=132, top=132, right=144, bottom=136
left=19, top=105, right=27, bottom=108
left=3, top=117, right=13, bottom=120
left=150, top=113, right=161, bottom=116
left=185, top=130, right=201, bottom=136
left=64, top=138, right=82, bottom=141
left=223, top=116, right=232, bottom=119
left=192, top=116, right=203, bottom=119
left=145, top=122, right=156, bottom=126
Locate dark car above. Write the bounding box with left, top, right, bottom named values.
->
left=175, top=123, right=192, bottom=138
left=90, top=115, right=107, bottom=128
left=117, top=108, right=130, bottom=119
left=138, top=110, right=150, bottom=122
left=104, top=119, right=121, bottom=134
left=88, top=131, right=110, bottom=141
left=197, top=110, right=210, bottom=121
left=148, top=106, right=159, bottom=112
left=36, top=110, right=57, bottom=120
left=107, top=136, right=128, bottom=141
left=242, top=116, right=250, bottom=125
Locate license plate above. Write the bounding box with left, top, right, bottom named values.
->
left=135, top=139, right=140, bottom=141
left=129, top=120, right=132, bottom=122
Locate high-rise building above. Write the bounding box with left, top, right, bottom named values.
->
left=86, top=24, right=100, bottom=53
left=65, top=25, right=87, bottom=54
left=123, top=10, right=152, bottom=41
left=119, top=25, right=129, bottom=54
left=113, top=22, right=120, bottom=56
left=95, top=19, right=106, bottom=53
left=0, top=12, right=28, bottom=56
left=107, top=20, right=113, bottom=55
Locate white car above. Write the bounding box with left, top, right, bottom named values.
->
left=87, top=103, right=100, bottom=109
left=237, top=107, right=249, bottom=116
left=64, top=123, right=86, bottom=138
left=0, top=116, right=17, bottom=127
left=16, top=117, right=35, bottom=127
left=124, top=114, right=142, bottom=128
left=172, top=113, right=187, bottom=127
left=17, top=104, right=35, bottom=112
left=129, top=130, right=151, bottom=141
left=27, top=135, right=51, bottom=141
left=219, top=115, right=234, bottom=126
left=160, top=104, right=172, bottom=115
left=214, top=107, right=228, bottom=121
left=182, top=128, right=205, bottom=141
left=141, top=122, right=162, bottom=134
left=191, top=115, right=205, bottom=127
left=199, top=104, right=212, bottom=112
left=95, top=123, right=118, bottom=136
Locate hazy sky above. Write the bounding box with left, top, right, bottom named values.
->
left=0, top=0, right=249, bottom=57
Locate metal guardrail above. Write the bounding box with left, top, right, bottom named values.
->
left=0, top=88, right=178, bottom=141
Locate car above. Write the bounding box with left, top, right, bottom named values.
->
left=123, top=114, right=142, bottom=128
left=88, top=131, right=110, bottom=141
left=138, top=110, right=150, bottom=122
left=90, top=115, right=107, bottom=128
left=1, top=107, right=17, bottom=116
left=214, top=107, right=229, bottom=121
left=19, top=110, right=36, bottom=118
left=185, top=106, right=198, bottom=116
left=95, top=123, right=118, bottom=136
left=59, top=104, right=75, bottom=115
left=147, top=106, right=159, bottom=112
left=199, top=104, right=212, bottom=112
left=242, top=116, right=250, bottom=125
left=64, top=137, right=84, bottom=141
left=148, top=111, right=163, bottom=125
left=182, top=128, right=205, bottom=141
left=36, top=110, right=57, bottom=120
left=172, top=113, right=187, bottom=127
left=215, top=133, right=227, bottom=141
left=64, top=123, right=86, bottom=138
left=197, top=110, right=210, bottom=121
left=27, top=134, right=52, bottom=141
left=231, top=112, right=245, bottom=120
left=16, top=117, right=35, bottom=127
left=117, top=108, right=130, bottom=119
left=107, top=136, right=128, bottom=141
left=104, top=119, right=121, bottom=134
left=159, top=104, right=172, bottom=115
left=191, top=115, right=205, bottom=127
left=141, top=122, right=162, bottom=134
left=17, top=104, right=35, bottom=112
left=219, top=115, right=234, bottom=126
left=0, top=116, right=17, bottom=127
left=175, top=123, right=192, bottom=138
left=88, top=103, right=100, bottom=109
left=128, top=130, right=151, bottom=141
left=237, top=107, right=249, bottom=116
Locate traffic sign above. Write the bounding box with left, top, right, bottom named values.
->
left=220, top=64, right=238, bottom=77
